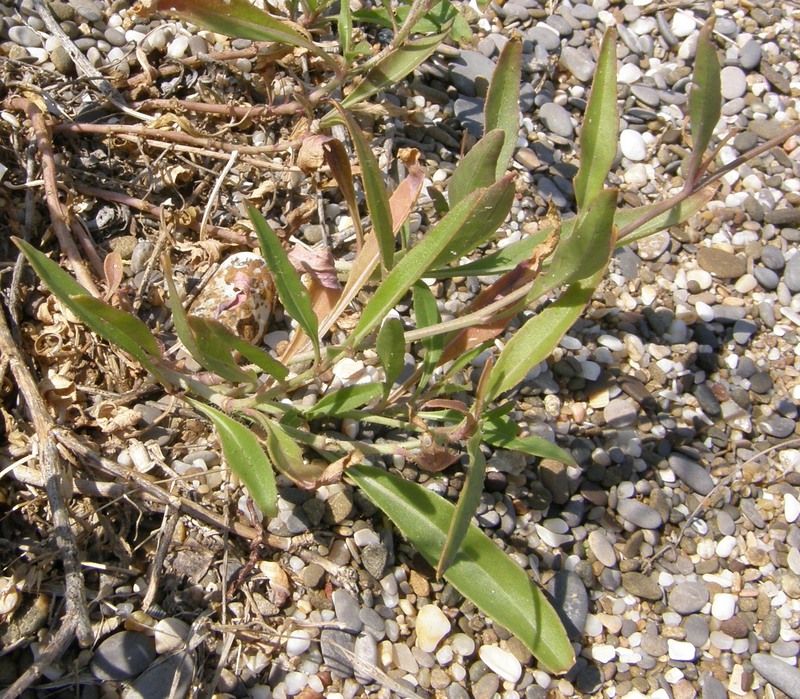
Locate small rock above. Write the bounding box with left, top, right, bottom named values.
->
left=697, top=247, right=747, bottom=279
left=622, top=572, right=663, bottom=601
left=123, top=652, right=195, bottom=699
left=588, top=530, right=617, bottom=568
left=538, top=459, right=569, bottom=505
left=416, top=604, right=450, bottom=653
left=91, top=631, right=156, bottom=681
left=153, top=618, right=189, bottom=654
left=637, top=231, right=670, bottom=260
left=560, top=46, right=595, bottom=82
left=9, top=25, right=43, bottom=48
left=617, top=499, right=664, bottom=529
left=332, top=590, right=363, bottom=633
left=684, top=615, right=710, bottom=648
left=668, top=639, right=697, bottom=662
left=353, top=633, right=379, bottom=685
left=720, top=66, right=747, bottom=99
left=669, top=582, right=709, bottom=615
left=784, top=253, right=800, bottom=292
left=545, top=570, right=588, bottom=640
left=361, top=543, right=388, bottom=580
left=710, top=593, right=736, bottom=621
left=668, top=454, right=715, bottom=495
left=539, top=102, right=574, bottom=138
left=759, top=416, right=795, bottom=439
left=320, top=629, right=355, bottom=677
left=620, top=128, right=647, bottom=161
left=286, top=630, right=312, bottom=657
left=739, top=41, right=762, bottom=70
left=751, top=654, right=800, bottom=699
left=478, top=645, right=522, bottom=683
left=761, top=612, right=781, bottom=643
left=604, top=397, right=639, bottom=427
left=449, top=50, right=496, bottom=98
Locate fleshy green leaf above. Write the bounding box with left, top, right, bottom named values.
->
left=337, top=0, right=352, bottom=58
left=306, top=383, right=383, bottom=419
left=426, top=174, right=516, bottom=271
left=447, top=129, right=505, bottom=208
left=413, top=282, right=444, bottom=390
left=334, top=31, right=449, bottom=115
left=153, top=0, right=334, bottom=66
left=262, top=418, right=306, bottom=483
left=249, top=207, right=320, bottom=362
left=335, top=104, right=395, bottom=270
left=687, top=19, right=721, bottom=182
left=437, top=430, right=485, bottom=577
left=482, top=415, right=575, bottom=465
left=348, top=463, right=575, bottom=674
left=573, top=27, right=618, bottom=209
left=186, top=316, right=259, bottom=386
left=69, top=295, right=160, bottom=359
left=347, top=187, right=487, bottom=347
left=487, top=269, right=604, bottom=400
left=484, top=35, right=522, bottom=179
left=188, top=399, right=277, bottom=517
left=376, top=317, right=406, bottom=395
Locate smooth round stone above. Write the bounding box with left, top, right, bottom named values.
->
left=754, top=266, right=780, bottom=289
left=751, top=654, right=800, bottom=699
left=761, top=612, right=782, bottom=643
left=671, top=12, right=696, bottom=38
left=123, top=652, right=195, bottom=699
left=668, top=454, right=714, bottom=495
left=539, top=102, right=574, bottom=138
left=761, top=245, right=785, bottom=270
left=91, top=632, right=156, bottom=681
left=604, top=397, right=638, bottom=427
left=353, top=634, right=379, bottom=684
left=622, top=572, right=662, bottom=601
left=591, top=644, right=616, bottom=663
left=332, top=590, right=363, bottom=634
left=667, top=639, right=696, bottom=662
left=686, top=269, right=713, bottom=291
left=286, top=630, right=312, bottom=657
left=620, top=129, right=647, bottom=161
left=716, top=510, right=736, bottom=536
left=416, top=604, right=451, bottom=653
left=9, top=25, right=42, bottom=47
left=479, top=645, right=522, bottom=683
left=759, top=416, right=796, bottom=439
left=697, top=247, right=747, bottom=279
left=618, top=62, right=642, bottom=84
left=617, top=499, right=663, bottom=530
left=785, top=494, right=800, bottom=524
left=451, top=633, right=475, bottom=657
left=711, top=593, right=736, bottom=621
left=669, top=582, right=709, bottom=615
left=560, top=46, right=595, bottom=82
left=784, top=253, right=800, bottom=292
left=637, top=231, right=669, bottom=260
left=588, top=530, right=617, bottom=568
left=720, top=66, right=747, bottom=100
left=739, top=41, right=762, bottom=70
left=546, top=571, right=589, bottom=640
left=449, top=50, right=496, bottom=98
left=684, top=615, right=710, bottom=647
left=153, top=618, right=189, bottom=654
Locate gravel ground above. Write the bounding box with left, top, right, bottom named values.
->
left=1, top=1, right=800, bottom=698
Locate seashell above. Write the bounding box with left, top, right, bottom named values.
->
left=188, top=252, right=276, bottom=344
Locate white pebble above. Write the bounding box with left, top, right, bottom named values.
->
left=451, top=633, right=475, bottom=657
left=715, top=535, right=738, bottom=558
left=785, top=493, right=800, bottom=523
left=154, top=617, right=190, bottom=654
left=415, top=604, right=451, bottom=653
left=711, top=593, right=737, bottom=621
left=167, top=34, right=190, bottom=59
left=695, top=301, right=714, bottom=322
left=618, top=63, right=642, bottom=84
left=286, top=630, right=311, bottom=657
left=617, top=648, right=641, bottom=664
left=620, top=129, right=647, bottom=161
left=686, top=269, right=713, bottom=291
left=788, top=547, right=800, bottom=575
left=671, top=11, right=697, bottom=38
left=598, top=334, right=625, bottom=352
left=284, top=671, right=307, bottom=695
left=584, top=614, right=604, bottom=637
left=592, top=644, right=616, bottom=663
left=667, top=639, right=696, bottom=661
left=478, top=645, right=522, bottom=683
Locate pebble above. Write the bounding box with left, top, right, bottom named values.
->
left=479, top=645, right=522, bottom=683
left=604, top=397, right=639, bottom=427
left=286, top=630, right=312, bottom=657
left=739, top=41, right=762, bottom=70
left=588, top=529, right=617, bottom=568
left=546, top=570, right=589, bottom=640
left=91, top=631, right=156, bottom=681
left=539, top=102, right=574, bottom=138
left=560, top=46, right=595, bottom=83
left=784, top=253, right=800, bottom=292
left=667, top=639, right=696, bottom=662
left=153, top=617, right=189, bottom=654
left=621, top=572, right=662, bottom=601
left=697, top=247, right=747, bottom=279
left=449, top=50, right=496, bottom=98
left=669, top=582, right=709, bottom=615
left=668, top=454, right=714, bottom=495
left=123, top=652, right=195, bottom=699
left=620, top=129, right=647, bottom=161
left=761, top=612, right=781, bottom=643
left=9, top=25, right=42, bottom=47
left=617, top=499, right=663, bottom=529
left=720, top=66, right=747, bottom=100
left=710, top=593, right=736, bottom=621
left=416, top=604, right=450, bottom=653
left=751, top=654, right=800, bottom=699
left=785, top=494, right=800, bottom=524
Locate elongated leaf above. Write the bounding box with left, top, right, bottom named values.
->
left=376, top=317, right=406, bottom=393
left=349, top=463, right=575, bottom=674
left=484, top=35, right=522, bottom=179
left=687, top=19, right=721, bottom=182
left=437, top=431, right=485, bottom=577
left=69, top=295, right=160, bottom=359
left=154, top=0, right=333, bottom=66
left=487, top=269, right=604, bottom=400
left=188, top=400, right=277, bottom=517
left=186, top=317, right=258, bottom=386
left=448, top=129, right=505, bottom=208
left=337, top=0, right=352, bottom=58
left=249, top=207, right=320, bottom=362
left=306, top=383, right=383, bottom=419
left=413, top=282, right=444, bottom=390
left=262, top=418, right=306, bottom=483
left=335, top=103, right=395, bottom=270
left=573, top=27, right=618, bottom=209
left=427, top=174, right=516, bottom=271
left=482, top=415, right=575, bottom=465
left=319, top=135, right=365, bottom=248
left=348, top=187, right=488, bottom=347
left=339, top=31, right=449, bottom=112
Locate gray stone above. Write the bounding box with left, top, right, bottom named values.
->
left=640, top=632, right=668, bottom=657
left=575, top=664, right=602, bottom=693
left=454, top=96, right=485, bottom=139
left=754, top=266, right=780, bottom=290
left=473, top=672, right=501, bottom=699
left=9, top=25, right=42, bottom=48
left=539, top=102, right=574, bottom=138
left=669, top=581, right=710, bottom=615
left=621, top=572, right=663, bottom=601
left=604, top=397, right=639, bottom=428
left=697, top=247, right=747, bottom=279
left=759, top=416, right=796, bottom=439
left=720, top=65, right=747, bottom=100
left=362, top=543, right=388, bottom=580
left=668, top=453, right=715, bottom=495
left=684, top=615, right=710, bottom=647
left=761, top=245, right=785, bottom=270
left=617, top=498, right=664, bottom=529
left=538, top=459, right=569, bottom=505
left=712, top=304, right=747, bottom=323
left=353, top=633, right=379, bottom=685
left=762, top=612, right=781, bottom=643
left=525, top=24, right=561, bottom=52
left=321, top=629, right=355, bottom=677
left=741, top=499, right=766, bottom=528
left=739, top=41, right=762, bottom=70
left=588, top=529, right=617, bottom=568
left=498, top=2, right=530, bottom=22
left=449, top=50, right=496, bottom=98
left=784, top=252, right=800, bottom=293
left=692, top=384, right=722, bottom=417
left=732, top=319, right=758, bottom=345
left=332, top=590, right=363, bottom=633
left=559, top=46, right=595, bottom=82
left=751, top=654, right=800, bottom=699
left=91, top=632, right=157, bottom=681
left=545, top=570, right=588, bottom=640
left=701, top=673, right=728, bottom=699
left=71, top=0, right=104, bottom=21
left=123, top=652, right=195, bottom=699
left=765, top=207, right=800, bottom=227
left=50, top=43, right=75, bottom=75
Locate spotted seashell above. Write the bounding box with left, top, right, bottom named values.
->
left=188, top=252, right=276, bottom=344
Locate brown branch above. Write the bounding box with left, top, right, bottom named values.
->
left=0, top=307, right=93, bottom=650
left=129, top=97, right=305, bottom=119
left=7, top=97, right=101, bottom=296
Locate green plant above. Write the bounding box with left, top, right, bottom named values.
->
left=17, top=11, right=738, bottom=674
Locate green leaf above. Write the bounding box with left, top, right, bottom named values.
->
left=487, top=269, right=604, bottom=399
left=335, top=104, right=395, bottom=270
left=448, top=129, right=505, bottom=208
left=482, top=415, right=575, bottom=465
left=437, top=431, right=485, bottom=577
left=335, top=31, right=449, bottom=114
left=249, top=207, right=320, bottom=362
left=376, top=317, right=406, bottom=394
left=426, top=174, right=516, bottom=271
left=687, top=19, right=721, bottom=182
left=188, top=399, right=277, bottom=517
left=186, top=316, right=259, bottom=386
left=155, top=0, right=333, bottom=66
left=347, top=187, right=487, bottom=347
left=262, top=418, right=306, bottom=483
left=573, top=27, right=618, bottom=210
left=349, top=463, right=575, bottom=674
left=484, top=35, right=522, bottom=179
left=306, top=383, right=383, bottom=419
left=337, top=0, right=352, bottom=58
left=413, top=282, right=444, bottom=390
